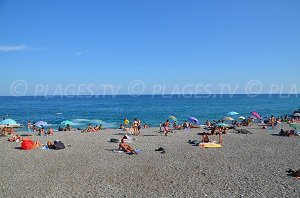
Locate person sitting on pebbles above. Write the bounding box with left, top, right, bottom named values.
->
left=119, top=135, right=137, bottom=155
left=201, top=133, right=210, bottom=143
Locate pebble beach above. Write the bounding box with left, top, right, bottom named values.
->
left=0, top=124, right=299, bottom=197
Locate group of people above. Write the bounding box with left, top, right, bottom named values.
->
left=1, top=124, right=15, bottom=136
left=37, top=127, right=54, bottom=136
left=82, top=124, right=103, bottom=132
left=119, top=118, right=144, bottom=136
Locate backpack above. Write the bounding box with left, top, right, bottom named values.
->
left=53, top=140, right=65, bottom=150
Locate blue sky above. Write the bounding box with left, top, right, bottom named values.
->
left=0, top=0, right=299, bottom=95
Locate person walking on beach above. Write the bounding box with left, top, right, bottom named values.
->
left=164, top=120, right=170, bottom=136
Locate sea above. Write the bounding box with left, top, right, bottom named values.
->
left=0, top=94, right=299, bottom=129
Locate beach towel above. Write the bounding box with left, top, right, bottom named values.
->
left=200, top=143, right=222, bottom=148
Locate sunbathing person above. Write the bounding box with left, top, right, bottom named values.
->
left=8, top=134, right=23, bottom=142
left=287, top=169, right=300, bottom=178
left=173, top=121, right=182, bottom=130
left=64, top=124, right=71, bottom=131
left=201, top=133, right=210, bottom=143
left=85, top=124, right=95, bottom=132
left=183, top=121, right=190, bottom=129
left=119, top=136, right=137, bottom=154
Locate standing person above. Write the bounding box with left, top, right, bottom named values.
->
left=137, top=118, right=141, bottom=135
left=164, top=120, right=170, bottom=136
left=27, top=121, right=32, bottom=132
left=124, top=117, right=129, bottom=128
left=271, top=115, right=276, bottom=129
left=219, top=127, right=223, bottom=144
left=133, top=119, right=138, bottom=135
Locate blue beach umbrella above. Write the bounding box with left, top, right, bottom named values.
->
left=35, top=121, right=48, bottom=127
left=0, top=119, right=17, bottom=125
left=228, top=111, right=239, bottom=116
left=61, top=120, right=73, bottom=126
left=189, top=117, right=199, bottom=125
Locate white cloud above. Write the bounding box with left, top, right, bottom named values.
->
left=0, top=44, right=28, bottom=52
left=75, top=50, right=88, bottom=56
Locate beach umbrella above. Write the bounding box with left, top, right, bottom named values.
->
left=61, top=120, right=73, bottom=125
left=293, top=113, right=300, bottom=117
left=169, top=116, right=177, bottom=122
left=223, top=117, right=234, bottom=121
left=188, top=117, right=199, bottom=125
left=251, top=112, right=262, bottom=119
left=0, top=119, right=17, bottom=125
left=216, top=123, right=229, bottom=127
left=239, top=116, right=246, bottom=120
left=34, top=121, right=48, bottom=127
left=228, top=111, right=239, bottom=116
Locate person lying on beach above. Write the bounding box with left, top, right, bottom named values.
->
left=8, top=134, right=22, bottom=142
left=173, top=121, right=183, bottom=130
left=279, top=129, right=296, bottom=136
left=201, top=133, right=210, bottom=143
left=287, top=169, right=300, bottom=178
left=119, top=136, right=137, bottom=154
left=47, top=140, right=65, bottom=150
left=143, top=123, right=149, bottom=128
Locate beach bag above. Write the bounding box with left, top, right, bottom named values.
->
left=53, top=140, right=65, bottom=150
left=21, top=139, right=34, bottom=150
